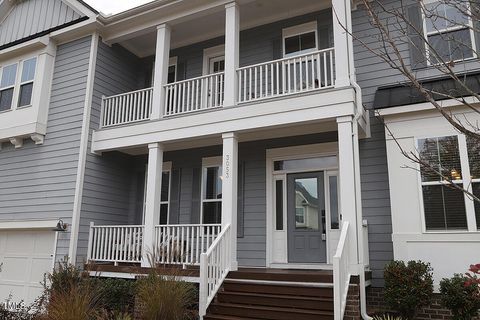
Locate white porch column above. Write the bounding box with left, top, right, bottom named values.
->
left=224, top=2, right=240, bottom=107
left=142, top=143, right=164, bottom=267
left=221, top=132, right=238, bottom=270
left=337, top=116, right=359, bottom=268
left=151, top=24, right=171, bottom=119
left=332, top=0, right=351, bottom=87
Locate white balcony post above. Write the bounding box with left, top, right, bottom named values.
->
left=221, top=132, right=238, bottom=270
left=332, top=0, right=351, bottom=87
left=151, top=24, right=171, bottom=119
left=142, top=143, right=164, bottom=267
left=224, top=2, right=240, bottom=107
left=337, top=116, right=359, bottom=269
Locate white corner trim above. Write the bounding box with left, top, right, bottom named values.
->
left=68, top=33, right=99, bottom=264
left=0, top=219, right=59, bottom=230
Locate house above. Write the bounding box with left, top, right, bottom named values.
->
left=0, top=0, right=477, bottom=319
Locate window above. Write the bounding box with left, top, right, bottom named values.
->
left=0, top=64, right=17, bottom=111
left=282, top=22, right=318, bottom=57
left=201, top=157, right=222, bottom=224
left=467, top=136, right=480, bottom=229
left=417, top=135, right=480, bottom=231
left=18, top=57, right=36, bottom=107
left=423, top=0, right=476, bottom=63
left=142, top=162, right=171, bottom=225
left=275, top=179, right=284, bottom=231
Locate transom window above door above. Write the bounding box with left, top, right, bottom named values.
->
left=282, top=21, right=318, bottom=57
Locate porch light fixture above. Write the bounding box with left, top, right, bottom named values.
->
left=52, top=219, right=68, bottom=232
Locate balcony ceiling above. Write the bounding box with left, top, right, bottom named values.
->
left=118, top=0, right=331, bottom=57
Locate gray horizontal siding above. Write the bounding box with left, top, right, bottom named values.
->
left=0, top=0, right=83, bottom=46
left=75, top=40, right=141, bottom=263
left=0, top=36, right=92, bottom=262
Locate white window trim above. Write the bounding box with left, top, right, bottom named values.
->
left=200, top=156, right=223, bottom=224
left=0, top=56, right=37, bottom=113
left=415, top=134, right=479, bottom=233
left=202, top=45, right=225, bottom=76
left=282, top=21, right=318, bottom=58
left=421, top=0, right=478, bottom=66
left=152, top=56, right=177, bottom=85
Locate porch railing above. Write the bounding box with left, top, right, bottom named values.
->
left=199, top=224, right=231, bottom=318
left=87, top=223, right=144, bottom=264
left=164, top=72, right=225, bottom=116
left=333, top=221, right=351, bottom=320
left=154, top=224, right=222, bottom=266
left=101, top=88, right=153, bottom=128
left=237, top=48, right=334, bottom=103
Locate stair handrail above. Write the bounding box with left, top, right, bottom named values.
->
left=199, top=224, right=232, bottom=318
left=333, top=221, right=351, bottom=320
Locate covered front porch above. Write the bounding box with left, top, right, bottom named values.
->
left=85, top=117, right=369, bottom=318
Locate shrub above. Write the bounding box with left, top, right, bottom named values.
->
left=136, top=270, right=197, bottom=320
left=373, top=314, right=405, bottom=320
left=440, top=274, right=480, bottom=320
left=384, top=260, right=434, bottom=319
left=46, top=257, right=83, bottom=296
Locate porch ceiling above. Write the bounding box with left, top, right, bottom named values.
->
left=118, top=0, right=332, bottom=57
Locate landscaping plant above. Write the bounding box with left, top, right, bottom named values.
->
left=384, top=260, right=434, bottom=319
left=440, top=273, right=480, bottom=320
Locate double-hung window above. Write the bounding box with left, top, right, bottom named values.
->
left=418, top=135, right=479, bottom=231
left=282, top=22, right=318, bottom=58
left=201, top=157, right=223, bottom=224
left=423, top=0, right=476, bottom=63
left=0, top=57, right=37, bottom=112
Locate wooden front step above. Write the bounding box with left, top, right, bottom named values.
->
left=204, top=268, right=335, bottom=320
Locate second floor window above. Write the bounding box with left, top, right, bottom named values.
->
left=0, top=57, right=37, bottom=112
left=423, top=0, right=476, bottom=63
left=282, top=21, right=318, bottom=58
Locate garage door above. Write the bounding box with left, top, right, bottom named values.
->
left=0, top=230, right=55, bottom=305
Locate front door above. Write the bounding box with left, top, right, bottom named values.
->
left=287, top=171, right=327, bottom=263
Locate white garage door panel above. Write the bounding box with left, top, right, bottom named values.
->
left=0, top=230, right=55, bottom=305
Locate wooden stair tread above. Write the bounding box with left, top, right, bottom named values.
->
left=229, top=268, right=333, bottom=283
left=210, top=302, right=334, bottom=316
left=219, top=291, right=333, bottom=302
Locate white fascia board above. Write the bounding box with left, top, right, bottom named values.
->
left=49, top=18, right=101, bottom=46
left=0, top=219, right=59, bottom=230
left=92, top=88, right=356, bottom=152
left=0, top=36, right=49, bottom=60
left=62, top=0, right=98, bottom=18
left=376, top=96, right=480, bottom=118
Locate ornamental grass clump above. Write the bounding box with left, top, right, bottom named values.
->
left=384, top=260, right=434, bottom=319
left=136, top=268, right=197, bottom=320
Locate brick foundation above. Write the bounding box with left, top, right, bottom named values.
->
left=366, top=287, right=480, bottom=320
left=345, top=284, right=362, bottom=320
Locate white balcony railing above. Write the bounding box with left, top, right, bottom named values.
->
left=101, top=88, right=153, bottom=128
left=333, top=221, right=351, bottom=320
left=237, top=48, right=334, bottom=103
left=199, top=224, right=231, bottom=318
left=154, top=224, right=222, bottom=266
left=164, top=72, right=225, bottom=116
left=87, top=223, right=144, bottom=264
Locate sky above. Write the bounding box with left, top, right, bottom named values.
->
left=84, top=0, right=154, bottom=15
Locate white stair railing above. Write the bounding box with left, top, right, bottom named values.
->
left=87, top=223, right=144, bottom=265
left=154, top=224, right=222, bottom=266
left=164, top=72, right=225, bottom=116
left=199, top=224, right=231, bottom=318
left=237, top=48, right=334, bottom=103
left=333, top=221, right=351, bottom=320
left=101, top=87, right=153, bottom=128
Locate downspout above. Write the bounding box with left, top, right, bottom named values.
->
left=344, top=0, right=372, bottom=319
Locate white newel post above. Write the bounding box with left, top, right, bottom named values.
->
left=332, top=0, right=351, bottom=87
left=224, top=2, right=240, bottom=107
left=222, top=132, right=238, bottom=270
left=151, top=24, right=171, bottom=119
left=142, top=143, right=164, bottom=267
left=337, top=116, right=359, bottom=270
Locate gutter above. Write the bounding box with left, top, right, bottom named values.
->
left=344, top=0, right=372, bottom=319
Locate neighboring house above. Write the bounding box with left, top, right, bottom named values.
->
left=0, top=0, right=477, bottom=319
